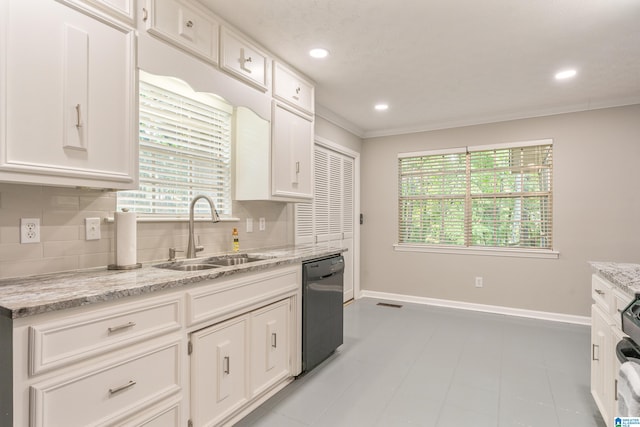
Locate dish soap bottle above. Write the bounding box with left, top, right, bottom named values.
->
left=232, top=227, right=240, bottom=252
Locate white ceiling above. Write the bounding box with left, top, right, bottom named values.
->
left=200, top=0, right=640, bottom=138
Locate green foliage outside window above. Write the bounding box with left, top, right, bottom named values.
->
left=398, top=143, right=553, bottom=250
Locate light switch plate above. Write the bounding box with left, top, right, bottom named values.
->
left=259, top=217, right=266, bottom=231
left=246, top=218, right=253, bottom=233
left=85, top=217, right=101, bottom=240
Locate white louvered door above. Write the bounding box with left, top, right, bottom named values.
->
left=295, top=145, right=355, bottom=301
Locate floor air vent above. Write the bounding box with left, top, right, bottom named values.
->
left=376, top=302, right=403, bottom=308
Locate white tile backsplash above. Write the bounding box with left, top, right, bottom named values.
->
left=0, top=184, right=293, bottom=279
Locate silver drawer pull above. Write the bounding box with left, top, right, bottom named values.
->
left=108, top=321, right=136, bottom=333
left=186, top=20, right=194, bottom=28
left=592, top=343, right=599, bottom=361
left=271, top=332, right=277, bottom=349
left=223, top=356, right=230, bottom=375
left=109, top=380, right=136, bottom=396
left=594, top=289, right=605, bottom=296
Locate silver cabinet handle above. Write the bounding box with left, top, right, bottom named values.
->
left=615, top=378, right=618, bottom=401
left=293, top=86, right=300, bottom=100
left=296, top=161, right=300, bottom=173
left=142, top=7, right=148, bottom=21
left=240, top=48, right=253, bottom=73
left=594, top=289, right=605, bottom=295
left=271, top=332, right=277, bottom=348
left=108, top=321, right=136, bottom=333
left=186, top=20, right=194, bottom=28
left=109, top=380, right=136, bottom=396
left=592, top=343, right=599, bottom=361
left=75, top=104, right=82, bottom=128
left=223, top=356, right=230, bottom=374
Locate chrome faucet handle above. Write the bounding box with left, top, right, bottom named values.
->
left=168, top=248, right=183, bottom=261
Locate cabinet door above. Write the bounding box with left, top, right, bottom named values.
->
left=1, top=0, right=137, bottom=189
left=273, top=61, right=314, bottom=115
left=145, top=0, right=219, bottom=64
left=272, top=103, right=313, bottom=200
left=220, top=27, right=269, bottom=91
left=190, top=316, right=248, bottom=427
left=82, top=0, right=135, bottom=23
left=250, top=300, right=290, bottom=396
left=591, top=304, right=612, bottom=424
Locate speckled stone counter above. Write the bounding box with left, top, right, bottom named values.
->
left=0, top=244, right=345, bottom=319
left=590, top=262, right=640, bottom=296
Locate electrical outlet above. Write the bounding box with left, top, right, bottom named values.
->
left=246, top=218, right=253, bottom=233
left=85, top=217, right=101, bottom=240
left=475, top=277, right=483, bottom=288
left=20, top=218, right=40, bottom=244
left=259, top=217, right=266, bottom=231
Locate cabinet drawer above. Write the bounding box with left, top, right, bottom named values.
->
left=220, top=26, right=269, bottom=91
left=145, top=0, right=219, bottom=64
left=273, top=61, right=314, bottom=115
left=29, top=295, right=182, bottom=375
left=592, top=274, right=613, bottom=313
left=29, top=340, right=181, bottom=427
left=187, top=267, right=299, bottom=327
left=119, top=398, right=182, bottom=427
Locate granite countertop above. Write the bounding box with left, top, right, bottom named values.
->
left=590, top=262, right=640, bottom=296
left=0, top=244, right=345, bottom=320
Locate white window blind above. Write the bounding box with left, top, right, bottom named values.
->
left=118, top=72, right=233, bottom=217
left=398, top=140, right=553, bottom=250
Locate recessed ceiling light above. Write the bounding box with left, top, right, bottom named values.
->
left=555, top=69, right=577, bottom=80
left=374, top=103, right=389, bottom=111
left=309, top=48, right=329, bottom=59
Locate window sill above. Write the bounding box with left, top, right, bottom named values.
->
left=393, top=244, right=560, bottom=259
left=105, top=216, right=240, bottom=223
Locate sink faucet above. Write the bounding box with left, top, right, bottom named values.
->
left=187, top=195, right=220, bottom=258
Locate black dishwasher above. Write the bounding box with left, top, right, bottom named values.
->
left=302, top=255, right=344, bottom=373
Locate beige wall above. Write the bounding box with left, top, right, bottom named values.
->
left=315, top=116, right=363, bottom=154
left=361, top=104, right=640, bottom=317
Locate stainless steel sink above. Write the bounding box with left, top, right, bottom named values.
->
left=154, top=254, right=268, bottom=271
left=207, top=256, right=265, bottom=266
left=165, top=264, right=220, bottom=271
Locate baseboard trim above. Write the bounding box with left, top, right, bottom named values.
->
left=359, top=290, right=590, bottom=326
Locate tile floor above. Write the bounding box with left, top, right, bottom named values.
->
left=236, top=298, right=605, bottom=427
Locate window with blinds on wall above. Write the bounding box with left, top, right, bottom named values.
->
left=398, top=140, right=553, bottom=250
left=117, top=71, right=233, bottom=217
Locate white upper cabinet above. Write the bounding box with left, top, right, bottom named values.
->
left=273, top=61, right=315, bottom=116
left=82, top=0, right=136, bottom=24
left=220, top=26, right=269, bottom=92
left=271, top=102, right=314, bottom=200
left=0, top=0, right=138, bottom=189
left=234, top=104, right=313, bottom=202
left=144, top=0, right=219, bottom=65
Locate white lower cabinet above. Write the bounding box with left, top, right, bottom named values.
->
left=9, top=265, right=302, bottom=427
left=190, top=316, right=248, bottom=427
left=30, top=340, right=181, bottom=427
left=190, top=298, right=293, bottom=427
left=250, top=300, right=290, bottom=396
left=591, top=273, right=632, bottom=426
